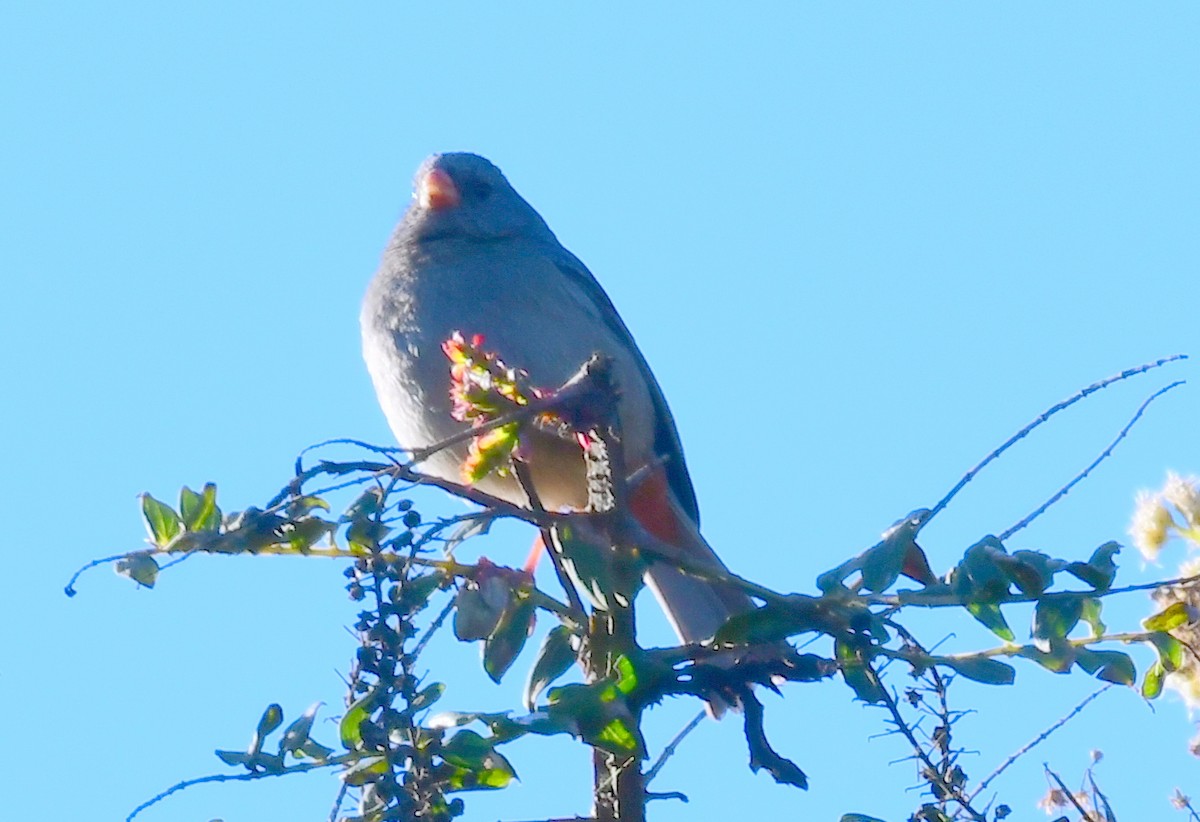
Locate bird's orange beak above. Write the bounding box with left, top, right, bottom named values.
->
left=418, top=167, right=461, bottom=211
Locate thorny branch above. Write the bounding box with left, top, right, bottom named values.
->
left=969, top=686, right=1111, bottom=802
left=79, top=348, right=1192, bottom=822
left=999, top=381, right=1184, bottom=541
left=923, top=354, right=1185, bottom=528
left=871, top=662, right=988, bottom=822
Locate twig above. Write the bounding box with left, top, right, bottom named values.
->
left=645, top=791, right=689, bottom=803
left=999, top=382, right=1184, bottom=541
left=412, top=594, right=457, bottom=658
left=126, top=759, right=343, bottom=821
left=64, top=552, right=134, bottom=596
left=874, top=572, right=1200, bottom=609
left=513, top=459, right=588, bottom=620
left=1045, top=763, right=1094, bottom=820
left=969, top=685, right=1110, bottom=801
left=407, top=361, right=604, bottom=464
left=923, top=355, right=1186, bottom=529
left=326, top=781, right=349, bottom=822
left=300, top=437, right=405, bottom=459
left=1088, top=768, right=1115, bottom=821
left=644, top=710, right=707, bottom=785
left=873, top=666, right=986, bottom=821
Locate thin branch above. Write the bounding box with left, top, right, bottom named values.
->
left=411, top=593, right=457, bottom=658
left=969, top=686, right=1111, bottom=801
left=64, top=552, right=135, bottom=596
left=645, top=791, right=689, bottom=803
left=873, top=665, right=987, bottom=821
left=644, top=710, right=707, bottom=785
left=127, top=759, right=344, bottom=822
left=1000, top=382, right=1184, bottom=541
left=879, top=630, right=1161, bottom=666
left=923, top=355, right=1186, bottom=528
left=1087, top=768, right=1115, bottom=821
left=875, top=572, right=1200, bottom=609
left=513, top=459, right=588, bottom=620
left=407, top=359, right=605, bottom=464
left=300, top=437, right=405, bottom=459
left=326, top=781, right=349, bottom=822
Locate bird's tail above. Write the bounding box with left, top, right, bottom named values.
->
left=629, top=467, right=754, bottom=645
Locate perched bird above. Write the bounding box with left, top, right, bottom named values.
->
left=361, top=152, right=751, bottom=645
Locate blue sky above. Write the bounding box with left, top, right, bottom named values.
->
left=2, top=3, right=1197, bottom=820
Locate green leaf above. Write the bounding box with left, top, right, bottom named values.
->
left=860, top=529, right=910, bottom=593
left=965, top=602, right=1015, bottom=642
left=840, top=816, right=889, bottom=822
left=1064, top=541, right=1120, bottom=592
left=285, top=494, right=330, bottom=519
left=714, top=601, right=820, bottom=645
left=464, top=422, right=521, bottom=483
left=427, top=711, right=484, bottom=730
left=524, top=626, right=577, bottom=710
left=994, top=550, right=1059, bottom=597
left=410, top=682, right=445, bottom=713
left=280, top=702, right=322, bottom=756
left=345, top=518, right=389, bottom=552
left=1142, top=660, right=1166, bottom=699
left=141, top=493, right=182, bottom=546
left=551, top=524, right=620, bottom=611
left=1074, top=648, right=1136, bottom=685
left=483, top=595, right=535, bottom=683
left=250, top=704, right=284, bottom=754
left=1144, top=601, right=1193, bottom=632
left=956, top=537, right=1012, bottom=602
left=296, top=738, right=334, bottom=761
left=395, top=573, right=444, bottom=612
left=343, top=486, right=386, bottom=521
left=1018, top=642, right=1075, bottom=674
left=1080, top=597, right=1106, bottom=638
left=445, top=751, right=517, bottom=792
left=454, top=581, right=507, bottom=642
left=341, top=755, right=389, bottom=786
left=215, top=749, right=253, bottom=767
left=441, top=729, right=493, bottom=769
left=545, top=682, right=644, bottom=756
left=1148, top=632, right=1184, bottom=672
left=340, top=691, right=374, bottom=750
left=281, top=516, right=336, bottom=553
left=115, top=552, right=159, bottom=588
left=594, top=717, right=640, bottom=754
left=614, top=654, right=638, bottom=695
left=836, top=640, right=884, bottom=703
left=474, top=756, right=517, bottom=789
left=943, top=656, right=1016, bottom=685
left=1033, top=594, right=1084, bottom=642
left=180, top=483, right=221, bottom=532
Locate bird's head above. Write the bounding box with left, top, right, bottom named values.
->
left=403, top=153, right=553, bottom=243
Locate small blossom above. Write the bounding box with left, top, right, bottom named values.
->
left=1164, top=472, right=1200, bottom=532
left=1036, top=787, right=1068, bottom=814
left=1130, top=491, right=1176, bottom=561
left=1152, top=558, right=1200, bottom=711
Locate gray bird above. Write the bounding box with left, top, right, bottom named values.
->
left=361, top=152, right=751, bottom=646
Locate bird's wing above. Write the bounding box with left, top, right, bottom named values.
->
left=551, top=254, right=701, bottom=525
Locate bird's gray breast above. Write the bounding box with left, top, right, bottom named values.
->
left=362, top=236, right=660, bottom=501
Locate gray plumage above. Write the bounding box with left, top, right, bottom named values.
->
left=361, top=152, right=749, bottom=644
